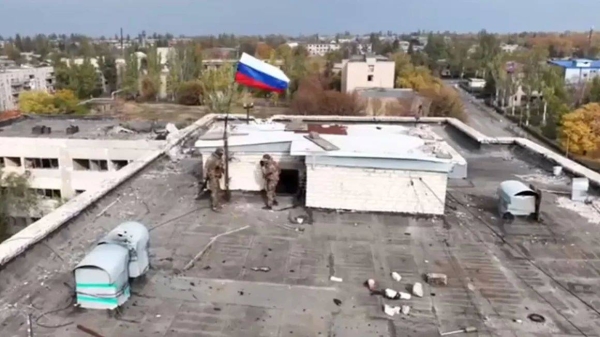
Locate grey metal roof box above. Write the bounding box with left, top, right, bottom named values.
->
left=497, top=180, right=538, bottom=219
left=100, top=221, right=150, bottom=278
left=74, top=244, right=131, bottom=310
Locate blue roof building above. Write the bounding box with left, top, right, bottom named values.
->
left=548, top=59, right=600, bottom=84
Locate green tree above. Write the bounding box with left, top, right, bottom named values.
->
left=98, top=54, right=118, bottom=93
left=122, top=52, right=140, bottom=96
left=0, top=172, right=38, bottom=241
left=473, top=30, right=501, bottom=78
left=71, top=59, right=101, bottom=99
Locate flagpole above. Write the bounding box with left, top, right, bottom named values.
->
left=223, top=47, right=239, bottom=202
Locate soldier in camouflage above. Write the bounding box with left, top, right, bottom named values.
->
left=197, top=147, right=225, bottom=211
left=260, top=154, right=280, bottom=210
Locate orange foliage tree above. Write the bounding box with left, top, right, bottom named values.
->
left=290, top=75, right=365, bottom=115
left=559, top=103, right=600, bottom=156
left=255, top=42, right=274, bottom=60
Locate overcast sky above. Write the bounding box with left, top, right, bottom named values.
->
left=0, top=0, right=598, bottom=37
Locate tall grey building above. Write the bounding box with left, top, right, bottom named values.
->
left=0, top=67, right=55, bottom=111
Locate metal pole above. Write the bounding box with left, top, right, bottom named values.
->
left=27, top=313, right=33, bottom=337
left=223, top=113, right=230, bottom=201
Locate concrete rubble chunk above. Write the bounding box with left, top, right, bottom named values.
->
left=391, top=272, right=401, bottom=282
left=329, top=276, right=343, bottom=282
left=412, top=282, right=424, bottom=297
left=426, top=273, right=448, bottom=286
left=399, top=292, right=411, bottom=300
left=383, top=304, right=401, bottom=317
left=366, top=279, right=377, bottom=291
left=384, top=288, right=398, bottom=299
left=401, top=305, right=410, bottom=315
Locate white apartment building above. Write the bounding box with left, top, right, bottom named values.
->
left=0, top=136, right=164, bottom=232
left=341, top=55, right=396, bottom=93
left=0, top=67, right=55, bottom=111
left=306, top=43, right=341, bottom=56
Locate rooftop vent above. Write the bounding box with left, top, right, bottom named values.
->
left=32, top=125, right=51, bottom=135
left=73, top=221, right=150, bottom=310
left=66, top=124, right=79, bottom=135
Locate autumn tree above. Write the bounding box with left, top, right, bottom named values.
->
left=290, top=75, right=364, bottom=115
left=559, top=103, right=600, bottom=156
left=255, top=42, right=274, bottom=60
left=19, top=91, right=59, bottom=114
left=0, top=172, right=38, bottom=241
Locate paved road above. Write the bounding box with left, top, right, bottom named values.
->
left=445, top=80, right=518, bottom=138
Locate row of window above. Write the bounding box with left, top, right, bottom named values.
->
left=0, top=157, right=130, bottom=171
left=0, top=187, right=85, bottom=199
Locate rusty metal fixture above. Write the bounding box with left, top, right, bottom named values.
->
left=528, top=313, right=546, bottom=323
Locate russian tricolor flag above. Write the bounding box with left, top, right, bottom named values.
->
left=235, top=53, right=290, bottom=93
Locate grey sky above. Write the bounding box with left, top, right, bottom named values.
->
left=0, top=0, right=597, bottom=37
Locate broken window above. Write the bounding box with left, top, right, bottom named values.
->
left=4, top=157, right=22, bottom=167
left=73, top=159, right=107, bottom=171
left=34, top=188, right=62, bottom=199
left=24, top=158, right=59, bottom=169
left=90, top=160, right=108, bottom=171
left=367, top=75, right=374, bottom=82
left=111, top=160, right=129, bottom=170
left=73, top=159, right=91, bottom=171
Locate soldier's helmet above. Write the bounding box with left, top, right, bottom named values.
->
left=215, top=147, right=224, bottom=156
left=262, top=154, right=272, bottom=161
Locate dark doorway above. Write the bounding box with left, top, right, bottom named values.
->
left=276, top=169, right=299, bottom=195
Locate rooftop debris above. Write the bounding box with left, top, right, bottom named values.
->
left=391, top=272, right=401, bottom=282
left=329, top=276, right=343, bottom=282
left=412, top=282, right=424, bottom=297
left=440, top=326, right=478, bottom=336
left=426, top=273, right=448, bottom=286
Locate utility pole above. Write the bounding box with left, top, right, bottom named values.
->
left=223, top=114, right=231, bottom=201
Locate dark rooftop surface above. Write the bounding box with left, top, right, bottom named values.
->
left=1, top=123, right=600, bottom=336
left=0, top=117, right=171, bottom=140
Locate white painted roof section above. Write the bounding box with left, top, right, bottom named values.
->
left=195, top=122, right=455, bottom=163
left=239, top=53, right=290, bottom=82
left=195, top=131, right=296, bottom=148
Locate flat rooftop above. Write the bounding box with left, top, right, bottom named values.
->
left=1, top=121, right=600, bottom=336
left=0, top=116, right=173, bottom=140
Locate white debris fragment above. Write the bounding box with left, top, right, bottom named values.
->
left=399, top=292, right=411, bottom=300
left=514, top=319, right=522, bottom=323
left=329, top=276, right=343, bottom=282
left=366, top=279, right=377, bottom=291
left=156, top=314, right=161, bottom=318
left=426, top=273, right=448, bottom=286
left=412, top=282, right=424, bottom=298
left=391, top=272, right=402, bottom=282
left=517, top=172, right=569, bottom=186
left=401, top=305, right=410, bottom=315
left=556, top=197, right=600, bottom=224
left=384, top=288, right=398, bottom=299
left=383, top=304, right=401, bottom=317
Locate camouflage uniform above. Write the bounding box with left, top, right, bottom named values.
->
left=261, top=154, right=280, bottom=209
left=202, top=148, right=225, bottom=210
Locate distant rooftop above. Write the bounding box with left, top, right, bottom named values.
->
left=0, top=116, right=172, bottom=140
left=548, top=58, right=600, bottom=68
left=348, top=54, right=390, bottom=62
left=355, top=88, right=420, bottom=99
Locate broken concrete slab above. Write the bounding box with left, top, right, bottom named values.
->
left=426, top=273, right=448, bottom=286
left=412, top=282, right=423, bottom=297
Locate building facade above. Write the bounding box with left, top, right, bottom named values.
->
left=341, top=55, right=395, bottom=93
left=306, top=43, right=341, bottom=56
left=195, top=121, right=466, bottom=215
left=0, top=67, right=55, bottom=111
left=548, top=59, right=600, bottom=84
